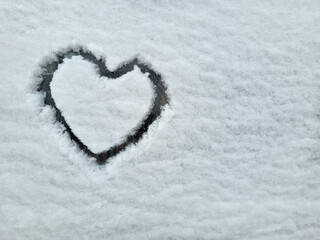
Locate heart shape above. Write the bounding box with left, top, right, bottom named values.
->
left=36, top=46, right=169, bottom=164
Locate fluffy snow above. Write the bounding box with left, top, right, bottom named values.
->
left=51, top=56, right=154, bottom=153
left=1, top=0, right=320, bottom=239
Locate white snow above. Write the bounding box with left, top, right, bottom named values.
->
left=1, top=1, right=320, bottom=239
left=51, top=56, right=154, bottom=153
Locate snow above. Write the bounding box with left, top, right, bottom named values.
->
left=1, top=0, right=320, bottom=239
left=51, top=56, right=154, bottom=153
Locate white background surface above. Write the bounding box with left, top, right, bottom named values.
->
left=0, top=1, right=320, bottom=239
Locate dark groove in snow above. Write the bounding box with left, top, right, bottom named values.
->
left=37, top=47, right=169, bottom=165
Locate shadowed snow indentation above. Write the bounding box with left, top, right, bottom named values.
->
left=36, top=47, right=169, bottom=165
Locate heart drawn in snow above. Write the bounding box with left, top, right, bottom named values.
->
left=36, top=46, right=169, bottom=164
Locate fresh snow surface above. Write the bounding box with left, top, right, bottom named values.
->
left=0, top=1, right=320, bottom=239
left=51, top=56, right=154, bottom=153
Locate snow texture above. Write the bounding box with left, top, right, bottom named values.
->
left=51, top=56, right=154, bottom=153
left=0, top=0, right=320, bottom=239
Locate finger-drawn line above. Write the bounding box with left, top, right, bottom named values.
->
left=37, top=47, right=169, bottom=164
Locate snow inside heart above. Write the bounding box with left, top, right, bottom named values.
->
left=34, top=47, right=169, bottom=164
left=52, top=57, right=152, bottom=153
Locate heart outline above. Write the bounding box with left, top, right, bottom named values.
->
left=36, top=46, right=169, bottom=164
